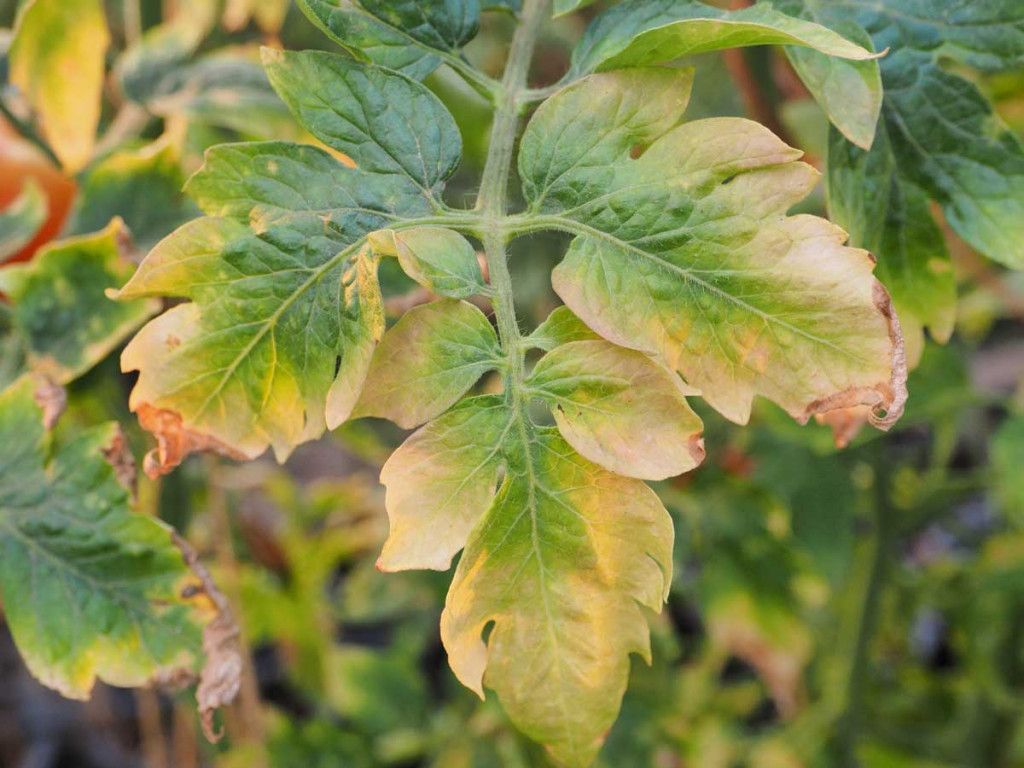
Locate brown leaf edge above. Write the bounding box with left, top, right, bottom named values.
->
left=803, top=279, right=909, bottom=446
left=135, top=404, right=247, bottom=479
left=171, top=533, right=243, bottom=743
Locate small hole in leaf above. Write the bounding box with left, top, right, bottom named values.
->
left=333, top=355, right=342, bottom=377
left=721, top=174, right=738, bottom=186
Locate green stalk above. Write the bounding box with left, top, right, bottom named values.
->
left=475, top=0, right=551, bottom=404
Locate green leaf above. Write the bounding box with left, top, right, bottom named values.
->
left=993, top=415, right=1024, bottom=523
left=115, top=0, right=218, bottom=105
left=295, top=0, right=479, bottom=80
left=0, top=305, right=27, bottom=390
left=775, top=2, right=882, bottom=149
left=527, top=339, right=704, bottom=480
left=441, top=427, right=672, bottom=768
left=353, top=299, right=500, bottom=428
left=69, top=142, right=199, bottom=250
left=115, top=90, right=459, bottom=469
left=520, top=68, right=906, bottom=431
left=378, top=394, right=509, bottom=571
left=368, top=227, right=487, bottom=299
left=262, top=48, right=462, bottom=193
left=828, top=126, right=956, bottom=349
left=0, top=377, right=205, bottom=698
left=793, top=0, right=1024, bottom=269
left=568, top=0, right=881, bottom=82
left=553, top=0, right=599, bottom=17
left=146, top=51, right=296, bottom=138
left=10, top=0, right=110, bottom=172
left=0, top=180, right=47, bottom=262
left=527, top=305, right=602, bottom=352
left=0, top=220, right=159, bottom=385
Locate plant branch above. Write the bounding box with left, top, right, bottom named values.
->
left=476, top=0, right=551, bottom=402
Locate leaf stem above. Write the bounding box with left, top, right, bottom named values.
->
left=475, top=0, right=551, bottom=403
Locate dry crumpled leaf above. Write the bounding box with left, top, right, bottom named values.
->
left=172, top=534, right=243, bottom=742
left=136, top=404, right=247, bottom=479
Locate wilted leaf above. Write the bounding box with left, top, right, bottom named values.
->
left=0, top=180, right=47, bottom=262
left=0, top=377, right=207, bottom=698
left=0, top=220, right=158, bottom=384
left=10, top=0, right=110, bottom=172
left=527, top=339, right=705, bottom=480
left=520, top=68, right=906, bottom=432
left=354, top=299, right=500, bottom=428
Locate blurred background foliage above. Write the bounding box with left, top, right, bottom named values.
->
left=0, top=1, right=1023, bottom=767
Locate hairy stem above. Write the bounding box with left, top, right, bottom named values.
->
left=476, top=0, right=551, bottom=402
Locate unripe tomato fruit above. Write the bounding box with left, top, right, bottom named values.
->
left=0, top=116, right=77, bottom=264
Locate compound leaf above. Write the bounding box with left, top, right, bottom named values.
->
left=520, top=68, right=906, bottom=431
left=0, top=377, right=206, bottom=699
left=10, top=0, right=110, bottom=172
left=527, top=339, right=705, bottom=480
left=0, top=220, right=158, bottom=385
left=116, top=74, right=461, bottom=470
left=354, top=299, right=501, bottom=428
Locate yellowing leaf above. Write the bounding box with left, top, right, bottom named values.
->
left=0, top=377, right=206, bottom=698
left=527, top=339, right=704, bottom=480
left=520, top=68, right=906, bottom=432
left=441, top=428, right=672, bottom=768
left=354, top=299, right=501, bottom=429
left=378, top=395, right=509, bottom=571
left=0, top=220, right=158, bottom=385
left=10, top=0, right=110, bottom=172
left=369, top=227, right=487, bottom=299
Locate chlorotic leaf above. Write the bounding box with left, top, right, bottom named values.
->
left=378, top=395, right=509, bottom=571
left=527, top=339, right=705, bottom=480
left=354, top=299, right=501, bottom=428
left=10, top=0, right=110, bottom=172
left=369, top=227, right=487, bottom=299
left=441, top=428, right=673, bottom=768
left=0, top=220, right=158, bottom=385
left=262, top=48, right=462, bottom=193
left=0, top=180, right=47, bottom=262
left=295, top=0, right=479, bottom=80
left=116, top=100, right=459, bottom=470
left=568, top=0, right=880, bottom=80
left=69, top=141, right=199, bottom=250
left=520, top=68, right=906, bottom=432
left=0, top=377, right=207, bottom=699
left=527, top=305, right=602, bottom=351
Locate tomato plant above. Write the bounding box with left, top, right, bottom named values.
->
left=1, top=1, right=1023, bottom=767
